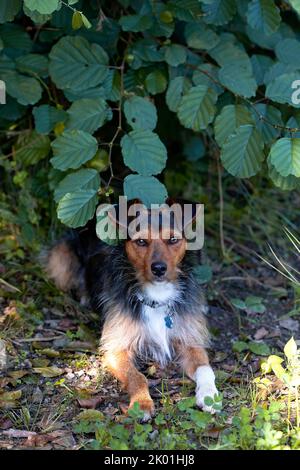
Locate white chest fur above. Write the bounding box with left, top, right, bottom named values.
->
left=141, top=282, right=181, bottom=364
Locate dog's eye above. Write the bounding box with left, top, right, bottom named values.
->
left=135, top=239, right=148, bottom=247
left=168, top=237, right=179, bottom=245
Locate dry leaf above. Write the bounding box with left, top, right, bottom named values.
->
left=33, top=366, right=64, bottom=378
left=39, top=348, right=60, bottom=358
left=3, top=428, right=36, bottom=438
left=254, top=327, right=268, bottom=340
left=77, top=395, right=103, bottom=409
left=0, top=390, right=22, bottom=409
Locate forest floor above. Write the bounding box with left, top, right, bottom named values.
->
left=0, top=189, right=300, bottom=450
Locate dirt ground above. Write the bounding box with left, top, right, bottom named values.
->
left=0, top=249, right=298, bottom=449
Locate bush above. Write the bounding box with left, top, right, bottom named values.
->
left=1, top=0, right=300, bottom=237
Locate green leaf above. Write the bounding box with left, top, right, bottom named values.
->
left=163, top=44, right=187, bottom=66
left=123, top=175, right=168, bottom=207
left=185, top=23, right=220, bottom=50
left=0, top=0, right=21, bottom=23
left=245, top=295, right=266, bottom=313
left=119, top=14, right=153, bottom=32
left=268, top=162, right=299, bottom=191
left=168, top=0, right=202, bottom=22
left=284, top=337, right=297, bottom=360
left=219, top=63, right=257, bottom=98
left=33, top=105, right=67, bottom=134
left=49, top=36, right=109, bottom=91
left=57, top=189, right=98, bottom=228
left=266, top=72, right=300, bottom=107
left=269, top=138, right=300, bottom=177
left=14, top=131, right=50, bottom=166
left=289, top=0, right=300, bottom=15
left=231, top=298, right=247, bottom=310
left=232, top=341, right=249, bottom=353
left=193, top=265, right=212, bottom=284
left=275, top=39, right=300, bottom=68
left=246, top=0, right=281, bottom=36
left=202, top=0, right=237, bottom=26
left=252, top=104, right=283, bottom=144
left=24, top=0, right=59, bottom=14
left=96, top=203, right=119, bottom=246
left=145, top=70, right=167, bottom=95
left=51, top=130, right=98, bottom=171
left=166, top=76, right=192, bottom=112
left=214, top=104, right=254, bottom=147
left=121, top=130, right=167, bottom=176
left=2, top=70, right=41, bottom=105
left=0, top=23, right=32, bottom=54
left=192, top=63, right=223, bottom=94
left=54, top=169, right=100, bottom=203
left=177, top=85, right=217, bottom=131
left=251, top=54, right=274, bottom=86
left=221, top=125, right=264, bottom=178
left=16, top=54, right=48, bottom=77
left=124, top=96, right=157, bottom=131
left=66, top=98, right=110, bottom=133
left=248, top=342, right=270, bottom=356
left=23, top=5, right=51, bottom=23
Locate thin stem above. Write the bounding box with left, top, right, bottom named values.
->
left=217, top=158, right=226, bottom=259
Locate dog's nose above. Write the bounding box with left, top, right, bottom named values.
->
left=151, top=262, right=167, bottom=277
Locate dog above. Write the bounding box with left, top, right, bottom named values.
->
left=45, top=199, right=218, bottom=420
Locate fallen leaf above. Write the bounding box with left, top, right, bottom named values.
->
left=0, top=390, right=22, bottom=409
left=32, top=358, right=50, bottom=367
left=8, top=370, right=28, bottom=380
left=254, top=327, right=268, bottom=341
left=33, top=366, right=64, bottom=378
left=0, top=417, right=13, bottom=430
left=279, top=318, right=299, bottom=332
left=39, top=348, right=60, bottom=358
left=77, top=395, right=103, bottom=409
left=76, top=409, right=104, bottom=421
left=3, top=428, right=36, bottom=438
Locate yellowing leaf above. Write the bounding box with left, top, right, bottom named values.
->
left=72, top=11, right=83, bottom=30
left=33, top=366, right=64, bottom=377
left=284, top=337, right=297, bottom=360
left=0, top=389, right=22, bottom=409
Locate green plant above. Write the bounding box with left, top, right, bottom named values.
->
left=258, top=337, right=300, bottom=428
left=1, top=0, right=300, bottom=238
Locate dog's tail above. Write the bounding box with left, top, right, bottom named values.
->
left=42, top=230, right=89, bottom=299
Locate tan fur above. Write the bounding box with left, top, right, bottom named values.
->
left=100, top=307, right=210, bottom=363
left=46, top=242, right=80, bottom=291
left=125, top=230, right=187, bottom=283
left=178, top=345, right=209, bottom=378
left=102, top=349, right=154, bottom=416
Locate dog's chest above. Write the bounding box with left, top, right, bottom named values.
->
left=140, top=282, right=180, bottom=364
left=142, top=304, right=172, bottom=361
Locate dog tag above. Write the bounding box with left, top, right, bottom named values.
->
left=164, top=314, right=173, bottom=329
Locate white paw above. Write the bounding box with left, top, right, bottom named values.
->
left=193, top=365, right=219, bottom=414
left=195, top=383, right=219, bottom=413
left=140, top=411, right=153, bottom=422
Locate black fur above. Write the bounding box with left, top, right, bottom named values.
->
left=63, top=224, right=205, bottom=326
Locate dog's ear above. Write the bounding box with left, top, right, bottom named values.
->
left=165, top=197, right=202, bottom=232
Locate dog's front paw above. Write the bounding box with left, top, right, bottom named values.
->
left=193, top=365, right=219, bottom=414
left=129, top=399, right=155, bottom=422
left=195, top=383, right=219, bottom=413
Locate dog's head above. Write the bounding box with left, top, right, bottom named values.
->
left=109, top=198, right=201, bottom=284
